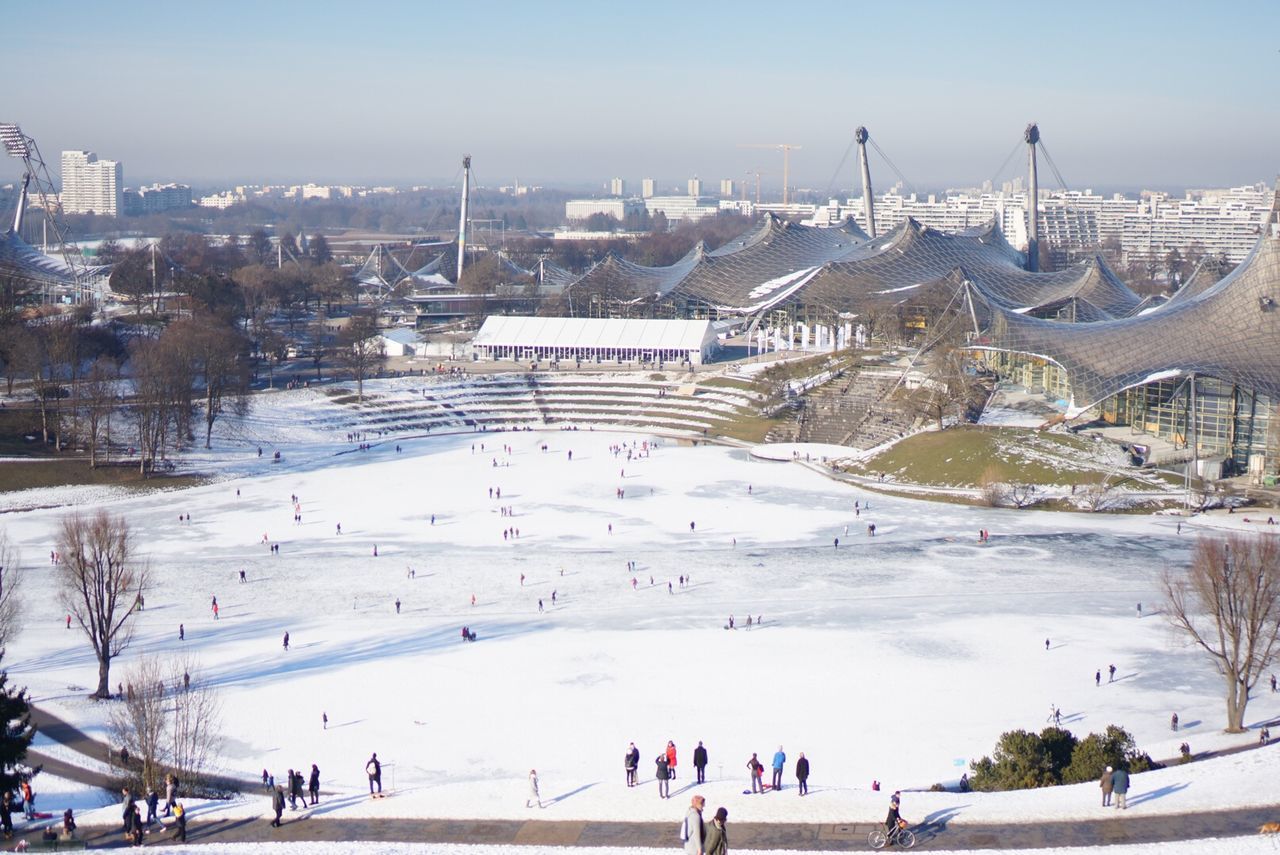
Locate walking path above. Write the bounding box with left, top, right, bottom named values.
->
left=6, top=804, right=1277, bottom=850
left=20, top=704, right=1277, bottom=850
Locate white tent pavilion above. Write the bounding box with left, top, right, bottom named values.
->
left=472, top=316, right=718, bottom=366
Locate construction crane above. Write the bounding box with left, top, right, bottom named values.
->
left=738, top=143, right=801, bottom=206
left=744, top=169, right=765, bottom=206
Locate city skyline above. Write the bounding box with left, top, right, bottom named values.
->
left=2, top=0, right=1277, bottom=190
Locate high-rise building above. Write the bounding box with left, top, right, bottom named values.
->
left=687, top=177, right=702, bottom=197
left=61, top=150, right=123, bottom=216
left=719, top=179, right=735, bottom=198
left=609, top=177, right=626, bottom=197
left=641, top=178, right=655, bottom=199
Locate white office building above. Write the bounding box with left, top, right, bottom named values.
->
left=565, top=198, right=645, bottom=223
left=60, top=150, right=123, bottom=216
left=609, top=177, right=626, bottom=196
left=719, top=179, right=735, bottom=198
left=805, top=184, right=1271, bottom=265
left=643, top=196, right=719, bottom=223
left=687, top=177, right=702, bottom=197
left=641, top=178, right=655, bottom=199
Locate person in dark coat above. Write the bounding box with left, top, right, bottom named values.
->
left=885, top=795, right=906, bottom=840
left=0, top=791, right=12, bottom=840
left=1111, top=767, right=1130, bottom=809
left=130, top=803, right=143, bottom=846
left=655, top=755, right=670, bottom=799
left=292, top=769, right=306, bottom=809
left=145, top=788, right=159, bottom=826
left=121, top=788, right=135, bottom=836
left=308, top=764, right=321, bottom=805
left=704, top=807, right=728, bottom=855
left=624, top=742, right=639, bottom=787
left=366, top=753, right=382, bottom=794
left=172, top=803, right=187, bottom=842
left=271, top=785, right=285, bottom=827
left=795, top=752, right=810, bottom=796
left=693, top=741, right=708, bottom=784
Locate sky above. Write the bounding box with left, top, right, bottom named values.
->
left=2, top=0, right=1277, bottom=193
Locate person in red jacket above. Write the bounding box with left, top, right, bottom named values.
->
left=666, top=741, right=677, bottom=780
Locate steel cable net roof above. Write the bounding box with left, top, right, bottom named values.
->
left=563, top=215, right=868, bottom=312
left=979, top=222, right=1280, bottom=412
left=795, top=218, right=1143, bottom=319
left=0, top=229, right=79, bottom=287
left=564, top=241, right=707, bottom=305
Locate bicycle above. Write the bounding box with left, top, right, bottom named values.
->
left=868, top=820, right=916, bottom=849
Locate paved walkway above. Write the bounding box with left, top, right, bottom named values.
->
left=22, top=708, right=1277, bottom=850
left=6, top=804, right=1277, bottom=850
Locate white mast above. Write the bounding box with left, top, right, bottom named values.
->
left=456, top=155, right=471, bottom=283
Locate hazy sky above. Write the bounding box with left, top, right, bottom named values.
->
left=3, top=0, right=1277, bottom=193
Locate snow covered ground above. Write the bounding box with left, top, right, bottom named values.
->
left=1, top=381, right=1278, bottom=843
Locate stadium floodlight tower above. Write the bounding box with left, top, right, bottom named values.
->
left=854, top=126, right=877, bottom=238
left=1025, top=122, right=1040, bottom=272
left=456, top=155, right=471, bottom=284
left=0, top=121, right=89, bottom=301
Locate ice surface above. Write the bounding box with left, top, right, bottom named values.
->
left=1, top=383, right=1277, bottom=837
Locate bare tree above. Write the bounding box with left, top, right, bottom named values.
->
left=335, top=311, right=385, bottom=402
left=57, top=511, right=150, bottom=699
left=109, top=654, right=222, bottom=791
left=307, top=309, right=331, bottom=381
left=0, top=527, right=23, bottom=647
left=82, top=357, right=120, bottom=469
left=166, top=656, right=222, bottom=787
left=17, top=324, right=58, bottom=446
left=1006, top=483, right=1039, bottom=509
left=45, top=316, right=81, bottom=452
left=978, top=464, right=1008, bottom=507
left=171, top=315, right=249, bottom=448
left=1162, top=534, right=1280, bottom=732
left=109, top=658, right=167, bottom=790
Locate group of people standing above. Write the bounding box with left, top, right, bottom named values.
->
left=629, top=741, right=810, bottom=799
left=268, top=765, right=321, bottom=827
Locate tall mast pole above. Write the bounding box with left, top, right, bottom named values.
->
left=854, top=127, right=876, bottom=238
left=1025, top=123, right=1040, bottom=272
left=456, top=155, right=471, bottom=283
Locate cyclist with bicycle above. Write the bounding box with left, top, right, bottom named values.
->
left=884, top=795, right=908, bottom=845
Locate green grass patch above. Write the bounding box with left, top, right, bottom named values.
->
left=0, top=459, right=208, bottom=495
left=713, top=412, right=783, bottom=443
left=846, top=425, right=1162, bottom=489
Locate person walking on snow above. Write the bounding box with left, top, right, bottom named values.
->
left=283, top=632, right=290, bottom=651
left=308, top=764, right=320, bottom=805
left=682, top=794, right=706, bottom=855
left=771, top=746, right=786, bottom=791
left=270, top=785, right=285, bottom=827
left=666, top=741, right=678, bottom=779
left=1099, top=766, right=1114, bottom=807
left=693, top=741, right=708, bottom=784
left=704, top=807, right=728, bottom=855
left=655, top=754, right=670, bottom=798
left=526, top=769, right=542, bottom=808
left=366, top=753, right=382, bottom=794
